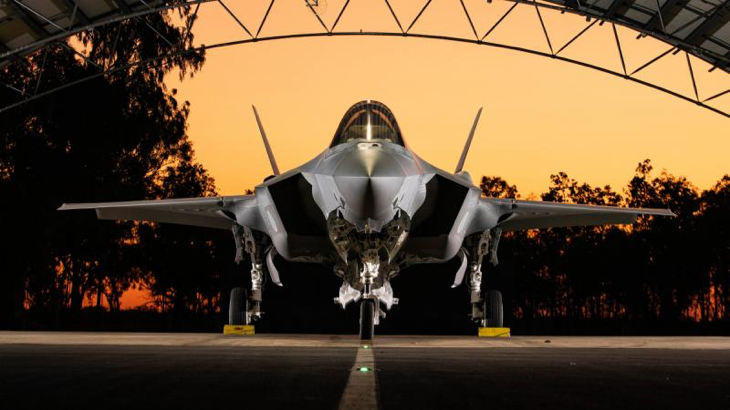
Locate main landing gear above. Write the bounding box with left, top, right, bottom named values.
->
left=229, top=225, right=268, bottom=326
left=484, top=289, right=503, bottom=327
left=229, top=287, right=249, bottom=325
left=465, top=229, right=505, bottom=328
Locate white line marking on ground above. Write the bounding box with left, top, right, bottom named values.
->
left=338, top=345, right=378, bottom=410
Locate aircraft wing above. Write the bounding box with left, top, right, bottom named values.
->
left=58, top=195, right=255, bottom=230
left=479, top=197, right=675, bottom=232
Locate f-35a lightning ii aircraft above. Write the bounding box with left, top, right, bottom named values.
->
left=60, top=100, right=674, bottom=340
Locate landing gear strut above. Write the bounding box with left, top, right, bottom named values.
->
left=231, top=224, right=267, bottom=325
left=465, top=229, right=504, bottom=327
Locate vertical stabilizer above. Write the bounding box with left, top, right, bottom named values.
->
left=252, top=105, right=280, bottom=176
left=454, top=107, right=483, bottom=174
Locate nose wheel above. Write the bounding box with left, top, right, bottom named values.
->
left=359, top=299, right=375, bottom=340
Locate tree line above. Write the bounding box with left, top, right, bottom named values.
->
left=480, top=162, right=729, bottom=334
left=0, top=3, right=236, bottom=330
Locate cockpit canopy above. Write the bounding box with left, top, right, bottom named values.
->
left=330, top=100, right=405, bottom=147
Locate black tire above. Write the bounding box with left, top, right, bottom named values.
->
left=360, top=299, right=375, bottom=341
left=229, top=287, right=248, bottom=325
left=484, top=290, right=503, bottom=327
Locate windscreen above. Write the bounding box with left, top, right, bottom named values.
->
left=330, top=101, right=405, bottom=147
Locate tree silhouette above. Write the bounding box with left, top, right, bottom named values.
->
left=0, top=3, right=208, bottom=328
left=481, top=161, right=728, bottom=334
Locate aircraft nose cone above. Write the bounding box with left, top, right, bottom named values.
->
left=334, top=144, right=406, bottom=178
left=333, top=146, right=406, bottom=230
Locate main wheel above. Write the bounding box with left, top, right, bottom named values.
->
left=484, top=290, right=503, bottom=327
left=229, top=287, right=248, bottom=325
left=359, top=299, right=375, bottom=340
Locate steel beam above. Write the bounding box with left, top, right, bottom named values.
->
left=407, top=0, right=433, bottom=33
left=644, top=0, right=687, bottom=33
left=0, top=0, right=728, bottom=119
left=13, top=1, right=68, bottom=33
left=0, top=1, right=215, bottom=66
left=704, top=87, right=730, bottom=102
left=9, top=1, right=50, bottom=37
left=2, top=0, right=728, bottom=78
left=686, top=51, right=699, bottom=101
left=613, top=23, right=627, bottom=76
left=556, top=19, right=597, bottom=55
left=631, top=46, right=675, bottom=75
left=330, top=0, right=350, bottom=33
left=59, top=0, right=91, bottom=25
left=684, top=2, right=730, bottom=46
left=304, top=0, right=329, bottom=33
left=1, top=81, right=28, bottom=96
left=34, top=46, right=47, bottom=95
left=459, top=0, right=479, bottom=40
left=383, top=0, right=404, bottom=33
left=254, top=0, right=275, bottom=38
left=605, top=0, right=637, bottom=18
left=482, top=2, right=518, bottom=41
left=2, top=31, right=729, bottom=120
left=535, top=2, right=554, bottom=54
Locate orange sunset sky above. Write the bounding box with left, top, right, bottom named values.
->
left=123, top=0, right=729, bottom=308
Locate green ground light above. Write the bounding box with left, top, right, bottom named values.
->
left=358, top=367, right=372, bottom=372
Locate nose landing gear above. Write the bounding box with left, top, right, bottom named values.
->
left=359, top=298, right=376, bottom=340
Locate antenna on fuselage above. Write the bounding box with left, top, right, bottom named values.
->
left=454, top=107, right=483, bottom=174
left=252, top=105, right=280, bottom=176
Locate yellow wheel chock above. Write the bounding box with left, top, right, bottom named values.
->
left=223, top=324, right=255, bottom=335
left=478, top=327, right=510, bottom=337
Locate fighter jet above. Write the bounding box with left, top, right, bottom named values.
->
left=59, top=100, right=674, bottom=340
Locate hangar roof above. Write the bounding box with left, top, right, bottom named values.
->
left=0, top=0, right=727, bottom=73
left=0, top=0, right=181, bottom=69
left=543, top=0, right=730, bottom=73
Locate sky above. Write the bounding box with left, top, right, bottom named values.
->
left=163, top=0, right=730, bottom=198
left=122, top=0, right=730, bottom=308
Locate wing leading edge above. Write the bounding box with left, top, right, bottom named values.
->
left=477, top=197, right=675, bottom=232
left=58, top=195, right=255, bottom=230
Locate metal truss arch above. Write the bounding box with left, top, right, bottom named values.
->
left=0, top=0, right=728, bottom=118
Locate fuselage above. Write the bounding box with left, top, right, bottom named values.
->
left=58, top=100, right=676, bottom=334
left=252, top=137, right=483, bottom=267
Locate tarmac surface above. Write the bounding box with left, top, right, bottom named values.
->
left=1, top=332, right=729, bottom=409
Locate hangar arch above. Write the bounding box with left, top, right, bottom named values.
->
left=0, top=0, right=728, bottom=117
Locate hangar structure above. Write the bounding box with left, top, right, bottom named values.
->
left=0, top=0, right=729, bottom=117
